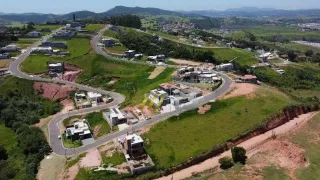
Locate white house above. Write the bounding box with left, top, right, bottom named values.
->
left=148, top=89, right=170, bottom=107
left=31, top=47, right=53, bottom=54
left=87, top=92, right=103, bottom=103
left=65, top=119, right=92, bottom=140
left=109, top=108, right=127, bottom=125
left=216, top=63, right=234, bottom=71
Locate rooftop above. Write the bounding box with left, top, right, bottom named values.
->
left=126, top=134, right=143, bottom=144
left=87, top=92, right=102, bottom=99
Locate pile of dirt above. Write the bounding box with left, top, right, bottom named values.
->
left=222, top=83, right=258, bottom=100
left=61, top=63, right=82, bottom=82
left=198, top=105, right=211, bottom=114
left=108, top=77, right=120, bottom=85
left=93, top=125, right=101, bottom=137
left=33, top=82, right=74, bottom=101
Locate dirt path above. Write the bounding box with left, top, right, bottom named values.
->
left=157, top=111, right=319, bottom=180
left=148, top=66, right=166, bottom=79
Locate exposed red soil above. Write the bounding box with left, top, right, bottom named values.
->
left=59, top=63, right=82, bottom=82
left=33, top=82, right=74, bottom=101
left=94, top=125, right=101, bottom=137
left=198, top=105, right=211, bottom=114
left=221, top=83, right=258, bottom=100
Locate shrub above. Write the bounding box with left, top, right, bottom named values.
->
left=219, top=156, right=234, bottom=169
left=231, top=147, right=247, bottom=164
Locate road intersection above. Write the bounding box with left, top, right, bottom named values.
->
left=9, top=26, right=233, bottom=156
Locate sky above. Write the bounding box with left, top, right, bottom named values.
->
left=1, top=0, right=320, bottom=14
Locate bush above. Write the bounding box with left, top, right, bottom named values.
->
left=219, top=156, right=234, bottom=169
left=231, top=147, right=247, bottom=164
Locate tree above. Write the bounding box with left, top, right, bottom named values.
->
left=219, top=156, right=234, bottom=169
left=305, top=49, right=314, bottom=57
left=0, top=146, right=8, bottom=161
left=287, top=50, right=297, bottom=61
left=231, top=147, right=247, bottom=164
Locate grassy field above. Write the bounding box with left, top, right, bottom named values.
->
left=103, top=30, right=119, bottom=38
left=107, top=45, right=127, bottom=52
left=0, top=59, right=13, bottom=68
left=35, top=24, right=61, bottom=35
left=85, top=24, right=105, bottom=32
left=21, top=37, right=91, bottom=74
left=147, top=30, right=179, bottom=40
left=245, top=26, right=320, bottom=40
left=70, top=54, right=174, bottom=105
left=85, top=112, right=110, bottom=138
left=144, top=86, right=294, bottom=169
left=101, top=151, right=126, bottom=166
left=0, top=123, right=17, bottom=150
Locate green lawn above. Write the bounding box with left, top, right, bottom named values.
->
left=85, top=24, right=105, bottom=32
left=35, top=25, right=61, bottom=34
left=101, top=151, right=126, bottom=166
left=21, top=37, right=91, bottom=74
left=147, top=30, right=179, bottom=40
left=62, top=137, right=82, bottom=148
left=107, top=45, right=127, bottom=52
left=144, top=87, right=294, bottom=169
left=262, top=166, right=291, bottom=180
left=69, top=54, right=174, bottom=106
left=85, top=112, right=111, bottom=138
left=103, top=30, right=119, bottom=38
left=0, top=123, right=17, bottom=150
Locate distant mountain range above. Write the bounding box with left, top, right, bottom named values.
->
left=0, top=6, right=184, bottom=24
left=1, top=6, right=320, bottom=24
left=182, top=7, right=320, bottom=17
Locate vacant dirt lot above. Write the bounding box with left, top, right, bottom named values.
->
left=169, top=58, right=202, bottom=66
left=34, top=82, right=74, bottom=101
left=221, top=83, right=259, bottom=100
left=148, top=66, right=166, bottom=79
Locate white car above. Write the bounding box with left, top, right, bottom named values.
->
left=58, top=135, right=61, bottom=139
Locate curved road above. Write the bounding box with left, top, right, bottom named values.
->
left=9, top=26, right=233, bottom=156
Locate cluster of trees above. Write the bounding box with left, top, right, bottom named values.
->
left=190, top=17, right=223, bottom=29
left=219, top=147, right=247, bottom=169
left=119, top=29, right=216, bottom=62
left=109, top=15, right=142, bottom=29
left=0, top=22, right=35, bottom=47
left=253, top=66, right=320, bottom=92
left=0, top=77, right=61, bottom=179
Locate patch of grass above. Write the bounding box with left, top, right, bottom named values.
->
left=292, top=114, right=320, bottom=180
left=35, top=25, right=61, bottom=34
left=103, top=30, right=119, bottom=38
left=21, top=37, right=91, bottom=74
left=62, top=136, right=82, bottom=149
left=75, top=168, right=130, bottom=180
left=107, top=45, right=127, bottom=52
left=101, top=151, right=126, bottom=166
left=70, top=54, right=174, bottom=106
left=0, top=59, right=13, bottom=68
left=144, top=87, right=294, bottom=169
left=262, top=166, right=291, bottom=180
left=0, top=123, right=17, bottom=150
left=85, top=112, right=111, bottom=138
left=147, top=30, right=179, bottom=40
left=66, top=152, right=87, bottom=169
left=85, top=24, right=105, bottom=32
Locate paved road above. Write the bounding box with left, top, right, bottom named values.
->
left=9, top=25, right=233, bottom=156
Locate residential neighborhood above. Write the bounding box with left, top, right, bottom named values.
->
left=0, top=2, right=320, bottom=180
